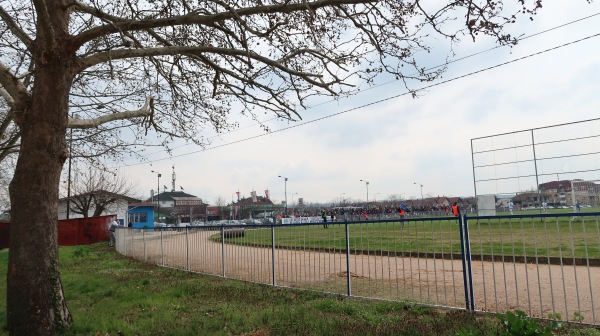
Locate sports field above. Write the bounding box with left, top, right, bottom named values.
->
left=226, top=212, right=600, bottom=260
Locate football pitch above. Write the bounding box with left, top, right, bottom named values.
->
left=227, top=212, right=600, bottom=260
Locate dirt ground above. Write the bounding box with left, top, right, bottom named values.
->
left=118, top=229, right=600, bottom=324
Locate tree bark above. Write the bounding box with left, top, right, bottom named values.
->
left=8, top=68, right=73, bottom=335
left=7, top=2, right=74, bottom=330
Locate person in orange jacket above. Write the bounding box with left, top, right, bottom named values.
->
left=451, top=202, right=460, bottom=216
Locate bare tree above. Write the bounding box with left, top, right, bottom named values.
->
left=213, top=195, right=227, bottom=207
left=0, top=155, right=14, bottom=210
left=0, top=0, right=546, bottom=333
left=66, top=167, right=138, bottom=218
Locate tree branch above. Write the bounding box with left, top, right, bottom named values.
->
left=31, top=0, right=56, bottom=51
left=0, top=61, right=30, bottom=109
left=0, top=6, right=34, bottom=50
left=71, top=0, right=377, bottom=48
left=0, top=86, right=15, bottom=108
left=67, top=96, right=153, bottom=129
left=76, top=46, right=329, bottom=88
left=68, top=0, right=128, bottom=23
left=0, top=134, right=20, bottom=163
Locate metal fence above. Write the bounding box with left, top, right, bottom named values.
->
left=115, top=212, right=600, bottom=325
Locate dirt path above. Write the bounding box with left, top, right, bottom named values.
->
left=120, top=229, right=600, bottom=324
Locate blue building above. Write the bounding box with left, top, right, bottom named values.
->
left=127, top=202, right=156, bottom=229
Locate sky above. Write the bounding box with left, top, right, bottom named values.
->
left=111, top=2, right=600, bottom=206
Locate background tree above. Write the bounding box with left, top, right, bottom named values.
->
left=387, top=194, right=405, bottom=202
left=213, top=196, right=227, bottom=208
left=0, top=156, right=14, bottom=211
left=0, top=0, right=545, bottom=334
left=65, top=167, right=139, bottom=218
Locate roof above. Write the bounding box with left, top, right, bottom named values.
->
left=59, top=190, right=141, bottom=203
left=539, top=181, right=572, bottom=192
left=511, top=192, right=537, bottom=202
left=234, top=196, right=273, bottom=206
left=145, top=191, right=197, bottom=202
left=172, top=196, right=202, bottom=201
left=128, top=202, right=156, bottom=207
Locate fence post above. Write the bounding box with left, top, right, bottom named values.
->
left=143, top=228, right=147, bottom=262
left=186, top=227, right=190, bottom=271
left=272, top=224, right=276, bottom=287
left=124, top=228, right=128, bottom=256
left=345, top=222, right=352, bottom=297
left=458, top=214, right=471, bottom=310
left=463, top=215, right=475, bottom=311
left=160, top=228, right=164, bottom=266
left=221, top=226, right=225, bottom=278
left=114, top=228, right=119, bottom=252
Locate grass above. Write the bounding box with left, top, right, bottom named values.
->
left=2, top=244, right=599, bottom=335
left=222, top=213, right=600, bottom=260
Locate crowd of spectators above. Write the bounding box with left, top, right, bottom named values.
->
left=277, top=200, right=476, bottom=222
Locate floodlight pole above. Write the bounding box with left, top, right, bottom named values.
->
left=278, top=175, right=288, bottom=216
left=292, top=193, right=298, bottom=214
left=152, top=170, right=161, bottom=222
left=414, top=182, right=423, bottom=206
left=360, top=180, right=369, bottom=209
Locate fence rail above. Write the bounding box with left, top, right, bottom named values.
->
left=115, top=212, right=600, bottom=325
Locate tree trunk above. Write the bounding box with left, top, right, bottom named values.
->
left=8, top=73, right=73, bottom=335
left=7, top=16, right=74, bottom=332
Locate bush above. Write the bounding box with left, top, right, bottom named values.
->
left=496, top=310, right=559, bottom=336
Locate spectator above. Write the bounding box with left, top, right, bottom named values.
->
left=108, top=220, right=118, bottom=247
left=451, top=202, right=460, bottom=217
left=399, top=203, right=407, bottom=228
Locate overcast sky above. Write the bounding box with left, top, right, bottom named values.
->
left=111, top=2, right=600, bottom=206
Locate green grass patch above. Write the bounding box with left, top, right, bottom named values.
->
left=1, top=245, right=600, bottom=335
left=223, top=215, right=600, bottom=260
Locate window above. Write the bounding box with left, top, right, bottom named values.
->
left=128, top=213, right=147, bottom=223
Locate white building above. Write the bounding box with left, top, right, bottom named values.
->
left=58, top=191, right=141, bottom=223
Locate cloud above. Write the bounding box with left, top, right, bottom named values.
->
left=115, top=2, right=600, bottom=205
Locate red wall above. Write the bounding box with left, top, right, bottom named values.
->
left=0, top=215, right=116, bottom=250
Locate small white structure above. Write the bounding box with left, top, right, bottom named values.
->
left=477, top=195, right=497, bottom=216
left=58, top=191, right=140, bottom=223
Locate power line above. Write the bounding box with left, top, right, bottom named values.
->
left=116, top=31, right=600, bottom=168
left=137, top=12, right=600, bottom=158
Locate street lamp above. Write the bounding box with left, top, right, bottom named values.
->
left=151, top=170, right=161, bottom=222
left=231, top=192, right=237, bottom=220
left=340, top=192, right=346, bottom=205
left=278, top=175, right=288, bottom=216
left=292, top=192, right=298, bottom=215
left=360, top=179, right=370, bottom=208
left=374, top=192, right=381, bottom=203
left=414, top=182, right=423, bottom=206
